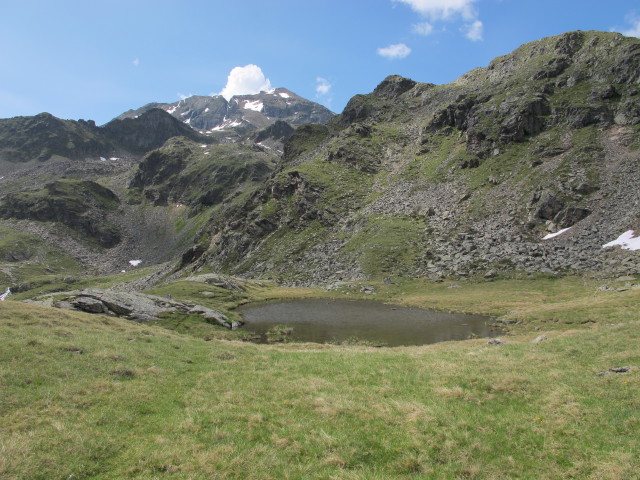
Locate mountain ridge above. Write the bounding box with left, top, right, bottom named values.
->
left=116, top=88, right=335, bottom=135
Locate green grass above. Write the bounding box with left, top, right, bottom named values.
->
left=341, top=215, right=424, bottom=279
left=8, top=264, right=160, bottom=301
left=1, top=283, right=639, bottom=479
left=0, top=226, right=82, bottom=288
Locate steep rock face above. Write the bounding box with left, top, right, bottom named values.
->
left=195, top=31, right=640, bottom=284
left=248, top=120, right=296, bottom=154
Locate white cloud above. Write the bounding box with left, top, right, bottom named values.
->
left=464, top=19, right=483, bottom=41
left=218, top=64, right=271, bottom=100
left=377, top=43, right=412, bottom=59
left=412, top=22, right=434, bottom=35
left=394, top=0, right=483, bottom=41
left=394, top=0, right=478, bottom=21
left=315, top=77, right=331, bottom=95
left=620, top=17, right=640, bottom=37
left=132, top=58, right=140, bottom=67
left=178, top=92, right=193, bottom=100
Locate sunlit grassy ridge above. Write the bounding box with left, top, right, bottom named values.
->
left=1, top=276, right=639, bottom=479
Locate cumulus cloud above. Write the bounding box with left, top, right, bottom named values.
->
left=394, top=0, right=478, bottom=21
left=315, top=77, right=331, bottom=95
left=394, top=0, right=483, bottom=41
left=218, top=64, right=271, bottom=100
left=412, top=22, right=434, bottom=35
left=464, top=19, right=483, bottom=41
left=620, top=16, right=640, bottom=37
left=377, top=43, right=412, bottom=59
left=178, top=92, right=193, bottom=100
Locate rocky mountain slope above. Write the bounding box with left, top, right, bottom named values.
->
left=187, top=31, right=640, bottom=284
left=0, top=107, right=284, bottom=290
left=116, top=88, right=335, bottom=137
left=1, top=30, right=639, bottom=292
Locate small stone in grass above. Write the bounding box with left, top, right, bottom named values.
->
left=596, top=366, right=632, bottom=376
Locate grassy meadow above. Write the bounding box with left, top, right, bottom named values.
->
left=1, top=276, right=639, bottom=479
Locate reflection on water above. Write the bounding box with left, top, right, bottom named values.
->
left=238, top=298, right=499, bottom=347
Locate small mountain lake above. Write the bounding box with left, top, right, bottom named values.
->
left=237, top=298, right=500, bottom=347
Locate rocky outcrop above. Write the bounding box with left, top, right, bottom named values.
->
left=46, top=288, right=239, bottom=329
left=373, top=75, right=418, bottom=99
left=102, top=108, right=208, bottom=154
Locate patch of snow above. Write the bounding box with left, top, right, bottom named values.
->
left=0, top=287, right=10, bottom=301
left=129, top=260, right=142, bottom=267
left=543, top=227, right=572, bottom=240
left=602, top=230, right=640, bottom=251
left=204, top=151, right=210, bottom=155
left=184, top=118, right=191, bottom=124
left=257, top=142, right=271, bottom=150
left=166, top=105, right=178, bottom=115
left=279, top=92, right=290, bottom=98
left=200, top=144, right=207, bottom=148
left=204, top=107, right=210, bottom=112
left=211, top=119, right=243, bottom=131
left=243, top=100, right=263, bottom=112
left=180, top=111, right=189, bottom=116
left=100, top=157, right=107, bottom=161
left=266, top=88, right=276, bottom=94
left=109, top=157, right=121, bottom=161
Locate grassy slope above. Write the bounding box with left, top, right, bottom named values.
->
left=1, top=277, right=639, bottom=480
left=0, top=226, right=82, bottom=289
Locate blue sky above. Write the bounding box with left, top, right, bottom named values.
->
left=1, top=0, right=639, bottom=125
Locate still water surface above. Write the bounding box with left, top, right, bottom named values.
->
left=238, top=298, right=498, bottom=346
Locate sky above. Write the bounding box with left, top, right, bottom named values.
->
left=1, top=0, right=639, bottom=125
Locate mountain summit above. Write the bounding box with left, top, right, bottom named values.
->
left=116, top=89, right=334, bottom=135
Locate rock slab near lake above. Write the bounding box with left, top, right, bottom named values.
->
left=28, top=288, right=239, bottom=329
